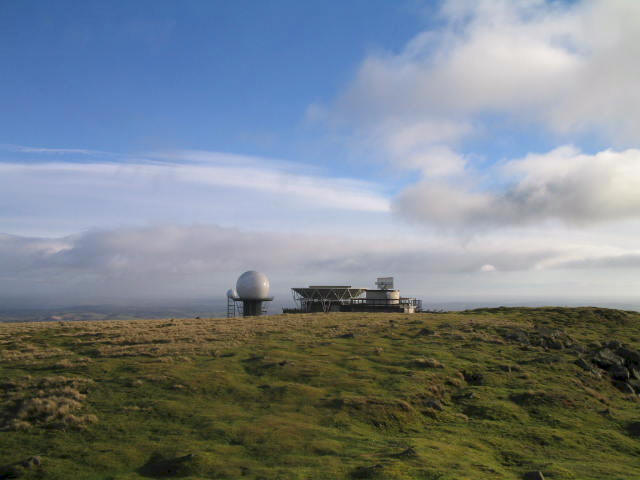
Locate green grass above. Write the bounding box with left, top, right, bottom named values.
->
left=1, top=307, right=640, bottom=479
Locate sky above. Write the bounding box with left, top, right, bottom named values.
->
left=2, top=0, right=640, bottom=309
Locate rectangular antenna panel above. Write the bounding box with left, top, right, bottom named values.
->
left=375, top=277, right=394, bottom=289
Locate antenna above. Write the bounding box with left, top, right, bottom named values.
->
left=375, top=277, right=394, bottom=290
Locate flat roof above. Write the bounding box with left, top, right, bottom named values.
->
left=292, top=286, right=367, bottom=300
left=308, top=285, right=353, bottom=289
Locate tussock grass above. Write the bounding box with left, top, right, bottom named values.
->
left=0, top=307, right=640, bottom=479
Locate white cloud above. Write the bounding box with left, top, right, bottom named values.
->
left=394, top=146, right=640, bottom=228
left=320, top=0, right=640, bottom=191
left=338, top=0, right=640, bottom=142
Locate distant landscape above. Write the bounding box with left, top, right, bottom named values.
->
left=2, top=299, right=640, bottom=323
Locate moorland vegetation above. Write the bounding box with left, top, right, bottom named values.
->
left=1, top=307, right=640, bottom=479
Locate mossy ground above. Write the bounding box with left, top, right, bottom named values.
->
left=1, top=307, right=640, bottom=479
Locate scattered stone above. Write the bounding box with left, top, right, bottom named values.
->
left=504, top=329, right=530, bottom=344
left=337, top=333, right=355, bottom=339
left=351, top=464, right=384, bottom=479
left=523, top=471, right=545, bottom=480
left=416, top=327, right=435, bottom=337
left=593, top=349, right=624, bottom=369
left=463, top=372, right=485, bottom=385
left=575, top=358, right=592, bottom=371
left=389, top=447, right=418, bottom=458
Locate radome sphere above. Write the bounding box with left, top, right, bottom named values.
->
left=236, top=271, right=270, bottom=299
left=226, top=288, right=238, bottom=299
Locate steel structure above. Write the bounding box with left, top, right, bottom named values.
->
left=226, top=296, right=272, bottom=318
left=292, top=286, right=367, bottom=313
left=290, top=278, right=422, bottom=314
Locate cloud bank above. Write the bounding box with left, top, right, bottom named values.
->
left=2, top=225, right=640, bottom=307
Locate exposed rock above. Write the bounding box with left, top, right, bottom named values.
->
left=523, top=471, right=545, bottom=480
left=628, top=379, right=640, bottom=392
left=592, top=349, right=624, bottom=369
left=610, top=366, right=630, bottom=381
left=614, top=381, right=636, bottom=395
left=607, top=340, right=623, bottom=350
left=617, top=347, right=640, bottom=366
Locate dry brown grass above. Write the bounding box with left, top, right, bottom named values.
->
left=1, top=375, right=96, bottom=431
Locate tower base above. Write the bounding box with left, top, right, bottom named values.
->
left=242, top=300, right=263, bottom=316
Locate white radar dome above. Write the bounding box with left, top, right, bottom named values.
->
left=236, top=271, right=270, bottom=300
left=226, top=288, right=238, bottom=299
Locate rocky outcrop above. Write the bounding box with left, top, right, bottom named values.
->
left=577, top=342, right=640, bottom=395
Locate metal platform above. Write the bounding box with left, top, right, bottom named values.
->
left=292, top=286, right=367, bottom=313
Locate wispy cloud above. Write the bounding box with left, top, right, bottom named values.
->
left=1, top=144, right=106, bottom=155
left=0, top=146, right=390, bottom=237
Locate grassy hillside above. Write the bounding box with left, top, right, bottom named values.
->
left=1, top=307, right=640, bottom=479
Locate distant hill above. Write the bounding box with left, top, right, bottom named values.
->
left=0, top=303, right=228, bottom=323
left=1, top=307, right=640, bottom=479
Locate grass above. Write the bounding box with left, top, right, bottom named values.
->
left=1, top=307, right=640, bottom=479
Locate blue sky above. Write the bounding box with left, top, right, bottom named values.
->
left=3, top=0, right=640, bottom=308
left=0, top=1, right=426, bottom=167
